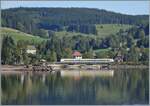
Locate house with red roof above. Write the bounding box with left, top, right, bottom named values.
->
left=72, top=51, right=82, bottom=59
left=60, top=50, right=114, bottom=64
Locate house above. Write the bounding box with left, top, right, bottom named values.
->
left=114, top=55, right=124, bottom=62
left=60, top=50, right=114, bottom=64
left=114, top=51, right=124, bottom=62
left=26, top=45, right=36, bottom=54
left=72, top=51, right=82, bottom=59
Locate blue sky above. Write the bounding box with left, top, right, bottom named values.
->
left=1, top=1, right=149, bottom=15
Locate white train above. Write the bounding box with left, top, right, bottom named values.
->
left=60, top=58, right=114, bottom=64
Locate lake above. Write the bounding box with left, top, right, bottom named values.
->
left=1, top=69, right=149, bottom=105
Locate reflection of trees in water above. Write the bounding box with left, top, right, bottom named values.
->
left=102, top=69, right=149, bottom=104
left=1, top=69, right=149, bottom=105
left=1, top=74, right=48, bottom=105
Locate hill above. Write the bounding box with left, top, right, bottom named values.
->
left=1, top=8, right=148, bottom=37
left=55, top=24, right=132, bottom=38
left=1, top=27, right=45, bottom=43
left=96, top=24, right=132, bottom=38
left=1, top=24, right=132, bottom=43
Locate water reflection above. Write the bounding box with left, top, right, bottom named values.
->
left=1, top=69, right=149, bottom=105
left=62, top=70, right=114, bottom=76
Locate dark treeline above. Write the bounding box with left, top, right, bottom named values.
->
left=2, top=8, right=148, bottom=36
left=67, top=24, right=97, bottom=35
left=1, top=23, right=149, bottom=65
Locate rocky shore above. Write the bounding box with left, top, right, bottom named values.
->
left=1, top=64, right=149, bottom=73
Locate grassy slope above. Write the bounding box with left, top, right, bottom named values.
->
left=96, top=24, right=132, bottom=38
left=94, top=24, right=131, bottom=52
left=55, top=24, right=132, bottom=38
left=1, top=27, right=45, bottom=43
left=1, top=24, right=132, bottom=44
left=55, top=31, right=96, bottom=39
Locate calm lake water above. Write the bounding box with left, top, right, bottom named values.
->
left=1, top=69, right=149, bottom=105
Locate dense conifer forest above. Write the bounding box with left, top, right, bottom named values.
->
left=2, top=8, right=148, bottom=36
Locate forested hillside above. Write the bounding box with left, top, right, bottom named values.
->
left=1, top=7, right=149, bottom=65
left=2, top=24, right=149, bottom=65
left=2, top=8, right=148, bottom=36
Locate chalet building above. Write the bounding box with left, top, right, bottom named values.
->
left=72, top=51, right=82, bottom=59
left=114, top=55, right=124, bottom=62
left=26, top=45, right=36, bottom=54
left=114, top=51, right=124, bottom=62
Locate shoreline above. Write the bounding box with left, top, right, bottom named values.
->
left=1, top=64, right=148, bottom=72
left=110, top=64, right=149, bottom=69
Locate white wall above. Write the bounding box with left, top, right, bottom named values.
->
left=27, top=50, right=36, bottom=54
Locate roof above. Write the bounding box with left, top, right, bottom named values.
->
left=72, top=51, right=81, bottom=56
left=114, top=56, right=124, bottom=61
left=27, top=45, right=36, bottom=50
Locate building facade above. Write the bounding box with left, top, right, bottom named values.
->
left=72, top=51, right=82, bottom=59
left=26, top=45, right=36, bottom=54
